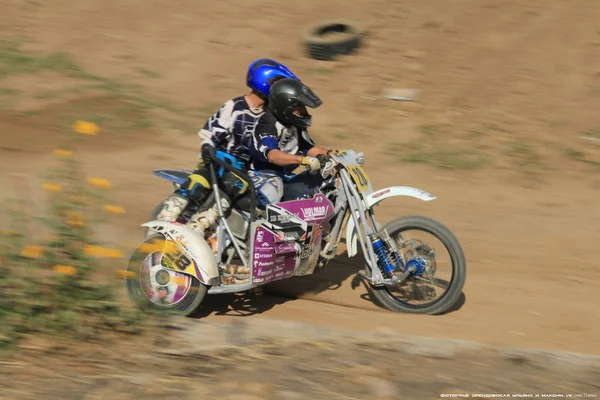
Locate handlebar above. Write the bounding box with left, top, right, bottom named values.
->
left=290, top=154, right=334, bottom=176
left=206, top=146, right=257, bottom=223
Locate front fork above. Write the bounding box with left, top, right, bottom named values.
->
left=358, top=212, right=419, bottom=288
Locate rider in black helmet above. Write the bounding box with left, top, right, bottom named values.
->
left=250, top=77, right=339, bottom=204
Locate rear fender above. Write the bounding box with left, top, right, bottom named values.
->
left=345, top=186, right=436, bottom=257
left=141, top=220, right=220, bottom=286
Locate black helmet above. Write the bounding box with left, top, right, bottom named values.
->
left=267, top=78, right=322, bottom=128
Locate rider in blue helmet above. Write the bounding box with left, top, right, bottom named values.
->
left=246, top=58, right=300, bottom=100
left=156, top=58, right=299, bottom=237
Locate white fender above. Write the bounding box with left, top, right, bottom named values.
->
left=141, top=220, right=219, bottom=284
left=345, top=186, right=436, bottom=257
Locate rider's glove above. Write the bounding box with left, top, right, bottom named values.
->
left=199, top=144, right=213, bottom=166
left=300, top=156, right=321, bottom=172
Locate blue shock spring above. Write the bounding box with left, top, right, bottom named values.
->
left=372, top=238, right=396, bottom=277
left=390, top=249, right=404, bottom=270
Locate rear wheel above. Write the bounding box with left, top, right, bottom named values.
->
left=125, top=234, right=207, bottom=316
left=368, top=216, right=466, bottom=315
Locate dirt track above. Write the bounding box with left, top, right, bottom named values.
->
left=1, top=0, right=600, bottom=361
left=3, top=317, right=600, bottom=399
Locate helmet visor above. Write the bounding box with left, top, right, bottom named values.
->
left=297, top=84, right=323, bottom=109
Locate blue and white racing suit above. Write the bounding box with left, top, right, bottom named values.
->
left=173, top=96, right=264, bottom=208
left=250, top=109, right=322, bottom=205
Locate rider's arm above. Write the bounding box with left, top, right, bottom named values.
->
left=251, top=113, right=300, bottom=166
left=267, top=149, right=303, bottom=166
left=299, top=129, right=330, bottom=157
left=197, top=100, right=234, bottom=149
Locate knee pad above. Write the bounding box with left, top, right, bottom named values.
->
left=250, top=171, right=284, bottom=205
left=179, top=173, right=211, bottom=201
left=222, top=172, right=249, bottom=197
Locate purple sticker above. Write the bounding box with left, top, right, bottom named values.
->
left=273, top=194, right=334, bottom=224
left=274, top=242, right=300, bottom=255
left=250, top=194, right=335, bottom=285
left=251, top=226, right=297, bottom=284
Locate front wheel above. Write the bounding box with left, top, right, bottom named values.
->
left=125, top=234, right=207, bottom=317
left=368, top=215, right=466, bottom=315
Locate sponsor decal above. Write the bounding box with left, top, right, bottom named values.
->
left=257, top=260, right=274, bottom=267
left=417, top=189, right=435, bottom=199
left=301, top=206, right=328, bottom=220
left=257, top=269, right=274, bottom=277
left=275, top=242, right=296, bottom=253
left=277, top=230, right=301, bottom=241
left=257, top=230, right=264, bottom=243
left=254, top=252, right=273, bottom=260
left=301, top=245, right=316, bottom=259
left=257, top=241, right=273, bottom=253
left=274, top=271, right=285, bottom=279
left=372, top=188, right=391, bottom=199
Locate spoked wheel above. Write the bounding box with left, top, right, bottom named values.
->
left=368, top=216, right=466, bottom=315
left=125, top=234, right=207, bottom=316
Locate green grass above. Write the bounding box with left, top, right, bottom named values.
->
left=134, top=67, right=162, bottom=79
left=0, top=87, right=18, bottom=96
left=486, top=124, right=510, bottom=133
left=564, top=148, right=600, bottom=168
left=419, top=125, right=440, bottom=137
left=583, top=129, right=600, bottom=139
left=306, top=68, right=335, bottom=75
left=391, top=123, right=491, bottom=170
left=16, top=110, right=41, bottom=117
left=0, top=39, right=199, bottom=131
left=0, top=41, right=81, bottom=77
left=467, top=130, right=486, bottom=139
left=565, top=148, right=585, bottom=160
left=504, top=140, right=541, bottom=167
left=35, top=90, right=58, bottom=100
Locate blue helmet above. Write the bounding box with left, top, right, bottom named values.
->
left=246, top=58, right=299, bottom=99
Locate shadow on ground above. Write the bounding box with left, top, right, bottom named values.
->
left=191, top=251, right=466, bottom=318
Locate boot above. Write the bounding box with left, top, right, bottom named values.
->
left=186, top=208, right=218, bottom=237
left=156, top=194, right=189, bottom=221
left=186, top=196, right=231, bottom=237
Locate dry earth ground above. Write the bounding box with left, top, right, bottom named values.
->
left=1, top=0, right=600, bottom=373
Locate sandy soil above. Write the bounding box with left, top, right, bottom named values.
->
left=3, top=317, right=600, bottom=399
left=1, top=0, right=600, bottom=367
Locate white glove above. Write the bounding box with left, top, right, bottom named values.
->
left=300, top=156, right=321, bottom=172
